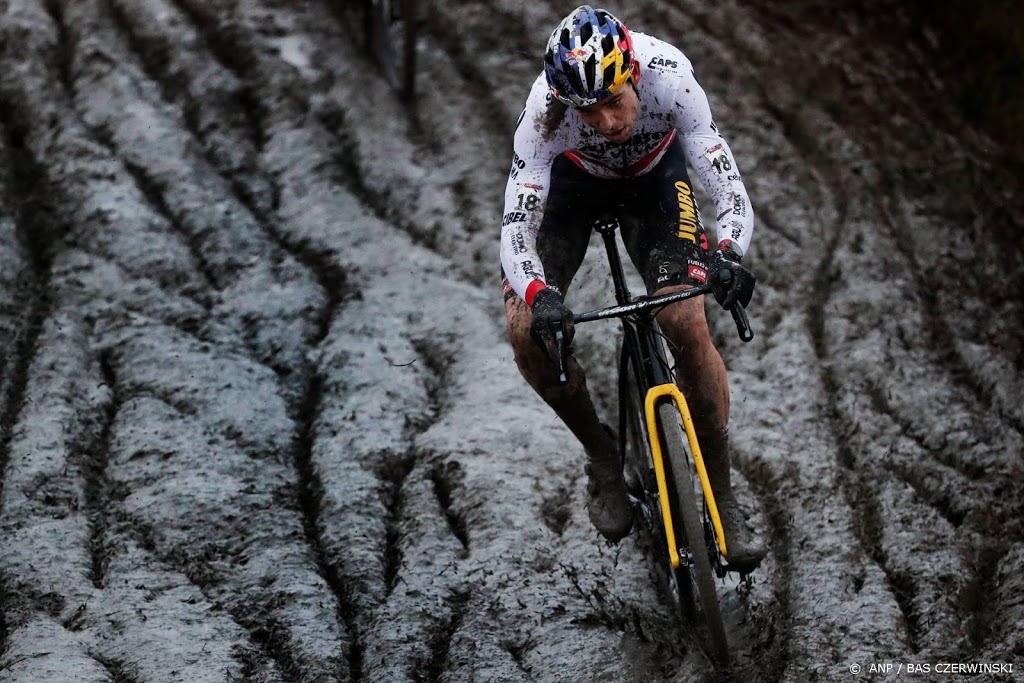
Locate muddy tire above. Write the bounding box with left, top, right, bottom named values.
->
left=619, top=347, right=695, bottom=610
left=658, top=401, right=730, bottom=665
left=619, top=345, right=728, bottom=661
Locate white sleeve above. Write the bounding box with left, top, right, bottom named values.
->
left=671, top=67, right=755, bottom=256
left=500, top=84, right=564, bottom=304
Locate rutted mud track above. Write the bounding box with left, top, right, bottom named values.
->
left=0, top=1, right=1021, bottom=681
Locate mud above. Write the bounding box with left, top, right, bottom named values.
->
left=0, top=1, right=1020, bottom=682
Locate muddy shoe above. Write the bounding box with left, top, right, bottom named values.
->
left=717, top=498, right=767, bottom=572
left=585, top=459, right=633, bottom=542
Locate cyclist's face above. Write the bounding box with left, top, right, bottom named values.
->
left=577, top=82, right=639, bottom=143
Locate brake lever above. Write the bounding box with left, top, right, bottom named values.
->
left=730, top=303, right=754, bottom=342
left=716, top=267, right=754, bottom=342
left=553, top=328, right=568, bottom=384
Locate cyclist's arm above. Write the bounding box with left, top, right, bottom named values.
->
left=671, top=67, right=755, bottom=257
left=500, top=87, right=564, bottom=306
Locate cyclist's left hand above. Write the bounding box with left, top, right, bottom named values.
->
left=709, top=247, right=756, bottom=310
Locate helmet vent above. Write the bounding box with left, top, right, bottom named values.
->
left=584, top=56, right=597, bottom=91
left=559, top=28, right=571, bottom=49
left=579, top=21, right=593, bottom=44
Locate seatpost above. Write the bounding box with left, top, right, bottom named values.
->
left=593, top=215, right=632, bottom=306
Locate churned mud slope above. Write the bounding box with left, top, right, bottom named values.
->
left=0, top=1, right=1020, bottom=682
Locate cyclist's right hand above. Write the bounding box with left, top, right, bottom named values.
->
left=530, top=287, right=575, bottom=363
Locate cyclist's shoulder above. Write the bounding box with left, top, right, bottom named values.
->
left=632, top=32, right=694, bottom=81
left=515, top=73, right=575, bottom=148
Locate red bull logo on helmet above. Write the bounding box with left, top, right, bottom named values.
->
left=564, top=46, right=589, bottom=65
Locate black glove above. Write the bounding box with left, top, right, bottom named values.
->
left=709, top=247, right=756, bottom=310
left=530, top=288, right=575, bottom=364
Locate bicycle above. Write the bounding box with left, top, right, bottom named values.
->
left=363, top=0, right=418, bottom=101
left=551, top=215, right=754, bottom=665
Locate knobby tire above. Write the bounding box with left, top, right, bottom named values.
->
left=658, top=401, right=730, bottom=664
left=620, top=347, right=729, bottom=662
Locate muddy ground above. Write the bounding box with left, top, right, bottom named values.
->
left=0, top=1, right=1021, bottom=682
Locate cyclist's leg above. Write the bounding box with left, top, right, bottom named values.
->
left=503, top=158, right=631, bottom=540
left=504, top=155, right=605, bottom=450
left=620, top=140, right=765, bottom=567
left=618, top=140, right=726, bottom=436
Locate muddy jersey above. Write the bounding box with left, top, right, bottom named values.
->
left=500, top=32, right=754, bottom=304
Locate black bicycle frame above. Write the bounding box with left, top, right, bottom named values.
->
left=551, top=216, right=751, bottom=386
left=593, top=219, right=677, bottom=398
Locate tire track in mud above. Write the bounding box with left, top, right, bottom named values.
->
left=119, top=159, right=222, bottom=295
left=318, top=312, right=476, bottom=679
left=738, top=3, right=1021, bottom=665
left=3, top=1, right=1022, bottom=679
left=733, top=457, right=795, bottom=680
left=92, top=654, right=140, bottom=683
left=26, top=0, right=512, bottom=678
left=304, top=0, right=515, bottom=282
left=178, top=0, right=454, bottom=272
left=808, top=225, right=925, bottom=652
left=162, top=0, right=419, bottom=268
left=0, top=85, right=113, bottom=677
left=682, top=3, right=954, bottom=671
left=879, top=183, right=1024, bottom=439
left=98, top=340, right=322, bottom=681
left=104, top=0, right=276, bottom=219
left=416, top=0, right=526, bottom=143
left=131, top=57, right=346, bottom=683
left=77, top=351, right=118, bottom=589
left=0, top=117, right=56, bottom=667
left=144, top=1, right=483, bottom=679
left=3, top=0, right=344, bottom=679
left=293, top=371, right=365, bottom=681
left=0, top=123, right=55, bottom=510
left=60, top=0, right=323, bottom=350
left=152, top=3, right=371, bottom=675
left=0, top=22, right=217, bottom=668
left=685, top=1, right=1023, bottom=671
left=820, top=71, right=1018, bottom=673
left=833, top=22, right=1024, bottom=655
left=769, top=49, right=957, bottom=661
left=104, top=0, right=349, bottom=352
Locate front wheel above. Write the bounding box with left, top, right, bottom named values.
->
left=658, top=401, right=730, bottom=665
left=619, top=345, right=726, bottom=660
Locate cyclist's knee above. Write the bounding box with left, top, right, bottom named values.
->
left=506, top=297, right=551, bottom=379
left=654, top=290, right=711, bottom=348
left=506, top=296, right=582, bottom=392
left=505, top=296, right=534, bottom=351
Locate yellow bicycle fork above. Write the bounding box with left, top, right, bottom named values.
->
left=643, top=384, right=727, bottom=568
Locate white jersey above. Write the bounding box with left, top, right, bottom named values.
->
left=500, top=32, right=754, bottom=304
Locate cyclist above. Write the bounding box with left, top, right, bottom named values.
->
left=500, top=5, right=765, bottom=571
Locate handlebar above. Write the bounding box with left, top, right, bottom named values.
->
left=551, top=283, right=753, bottom=383
left=574, top=283, right=752, bottom=342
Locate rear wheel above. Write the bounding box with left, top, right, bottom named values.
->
left=658, top=402, right=730, bottom=664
